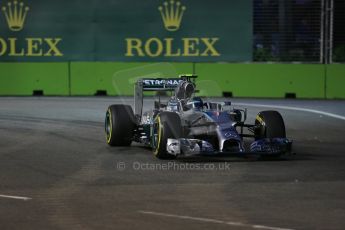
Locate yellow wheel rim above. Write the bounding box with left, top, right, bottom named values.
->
left=153, top=116, right=162, bottom=155
left=106, top=109, right=112, bottom=143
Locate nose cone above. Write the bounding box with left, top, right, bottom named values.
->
left=217, top=127, right=243, bottom=152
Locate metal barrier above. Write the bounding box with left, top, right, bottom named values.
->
left=333, top=0, right=345, bottom=63
left=253, top=0, right=344, bottom=63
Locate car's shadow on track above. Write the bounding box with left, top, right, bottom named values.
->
left=108, top=143, right=314, bottom=163
left=176, top=155, right=284, bottom=163
left=176, top=150, right=317, bottom=162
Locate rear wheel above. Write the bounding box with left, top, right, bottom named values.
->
left=255, top=110, right=286, bottom=139
left=105, top=104, right=136, bottom=146
left=152, top=112, right=182, bottom=159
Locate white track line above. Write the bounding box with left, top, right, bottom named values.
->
left=0, top=194, right=32, bottom=201
left=138, top=210, right=295, bottom=230
left=233, top=103, right=345, bottom=121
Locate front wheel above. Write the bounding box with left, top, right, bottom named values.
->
left=255, top=110, right=286, bottom=140
left=152, top=112, right=182, bottom=159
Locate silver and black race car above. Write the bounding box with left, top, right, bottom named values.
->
left=105, top=75, right=292, bottom=159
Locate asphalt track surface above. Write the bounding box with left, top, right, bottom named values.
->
left=0, top=97, right=345, bottom=230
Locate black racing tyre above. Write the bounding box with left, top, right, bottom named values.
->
left=255, top=110, right=286, bottom=140
left=105, top=104, right=136, bottom=146
left=152, top=112, right=182, bottom=159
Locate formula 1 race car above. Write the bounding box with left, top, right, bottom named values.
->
left=105, top=75, right=292, bottom=159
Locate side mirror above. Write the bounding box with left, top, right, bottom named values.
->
left=230, top=109, right=247, bottom=123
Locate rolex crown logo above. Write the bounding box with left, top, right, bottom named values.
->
left=1, top=0, right=29, bottom=32
left=158, top=0, right=186, bottom=32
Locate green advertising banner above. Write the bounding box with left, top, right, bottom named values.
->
left=0, top=0, right=252, bottom=62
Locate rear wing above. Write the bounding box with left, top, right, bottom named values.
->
left=140, top=74, right=197, bottom=91
left=134, top=75, right=197, bottom=119
left=140, top=78, right=183, bottom=91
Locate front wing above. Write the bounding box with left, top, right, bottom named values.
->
left=166, top=138, right=292, bottom=157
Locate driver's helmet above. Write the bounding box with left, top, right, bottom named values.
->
left=185, top=97, right=204, bottom=110
left=167, top=98, right=180, bottom=112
